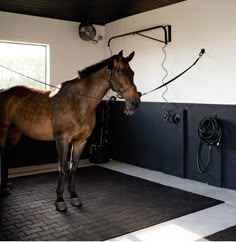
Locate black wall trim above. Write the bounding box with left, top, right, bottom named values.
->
left=6, top=100, right=236, bottom=191
left=109, top=101, right=236, bottom=190
left=110, top=102, right=186, bottom=178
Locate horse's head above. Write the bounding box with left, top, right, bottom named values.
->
left=110, top=50, right=141, bottom=115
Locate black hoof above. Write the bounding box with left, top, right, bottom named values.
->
left=70, top=196, right=83, bottom=207
left=55, top=199, right=67, bottom=212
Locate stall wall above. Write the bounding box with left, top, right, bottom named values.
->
left=0, top=11, right=105, bottom=170
left=104, top=0, right=236, bottom=189
left=1, top=0, right=236, bottom=190
left=105, top=0, right=236, bottom=105
left=0, top=11, right=105, bottom=85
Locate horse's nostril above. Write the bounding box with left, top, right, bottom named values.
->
left=131, top=98, right=140, bottom=109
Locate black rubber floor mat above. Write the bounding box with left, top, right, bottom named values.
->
left=203, top=225, right=236, bottom=241
left=0, top=165, right=223, bottom=241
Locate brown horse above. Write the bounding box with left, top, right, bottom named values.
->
left=0, top=50, right=140, bottom=211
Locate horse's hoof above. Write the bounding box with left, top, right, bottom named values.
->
left=70, top=196, right=83, bottom=207
left=55, top=200, right=67, bottom=212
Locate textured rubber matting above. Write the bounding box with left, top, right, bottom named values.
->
left=0, top=165, right=223, bottom=241
left=202, top=226, right=236, bottom=241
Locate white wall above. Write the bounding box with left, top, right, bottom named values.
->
left=105, top=0, right=236, bottom=104
left=0, top=12, right=105, bottom=86
left=1, top=0, right=236, bottom=105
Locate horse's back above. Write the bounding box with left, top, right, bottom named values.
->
left=0, top=85, right=54, bottom=140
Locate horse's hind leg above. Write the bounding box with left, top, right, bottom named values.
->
left=55, top=138, right=69, bottom=212
left=0, top=124, right=10, bottom=194
left=0, top=126, right=21, bottom=195
left=68, top=139, right=87, bottom=207
left=4, top=127, right=22, bottom=188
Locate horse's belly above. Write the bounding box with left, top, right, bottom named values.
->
left=12, top=96, right=54, bottom=140
left=24, top=122, right=54, bottom=140
left=14, top=118, right=54, bottom=141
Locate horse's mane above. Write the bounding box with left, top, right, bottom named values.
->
left=79, top=54, right=117, bottom=78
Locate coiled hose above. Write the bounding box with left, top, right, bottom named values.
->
left=197, top=115, right=223, bottom=174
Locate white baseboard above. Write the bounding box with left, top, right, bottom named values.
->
left=8, top=159, right=92, bottom=178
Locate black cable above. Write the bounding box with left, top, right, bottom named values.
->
left=0, top=64, right=102, bottom=100
left=0, top=64, right=59, bottom=89
left=197, top=116, right=223, bottom=174
left=142, top=49, right=205, bottom=97
left=161, top=44, right=169, bottom=103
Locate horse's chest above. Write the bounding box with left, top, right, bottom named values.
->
left=71, top=113, right=96, bottom=136
left=52, top=108, right=96, bottom=141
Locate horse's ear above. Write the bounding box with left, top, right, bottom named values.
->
left=116, top=50, right=123, bottom=61
left=126, top=51, right=135, bottom=62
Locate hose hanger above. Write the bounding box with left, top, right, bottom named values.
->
left=108, top=25, right=172, bottom=48
left=107, top=25, right=205, bottom=98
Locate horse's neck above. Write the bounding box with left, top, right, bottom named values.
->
left=71, top=68, right=110, bottom=109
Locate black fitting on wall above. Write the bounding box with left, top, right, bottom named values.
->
left=200, top=49, right=205, bottom=56
left=163, top=111, right=181, bottom=124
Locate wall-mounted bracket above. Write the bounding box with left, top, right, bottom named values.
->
left=108, top=25, right=171, bottom=47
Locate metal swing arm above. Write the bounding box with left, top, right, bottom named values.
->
left=108, top=25, right=171, bottom=47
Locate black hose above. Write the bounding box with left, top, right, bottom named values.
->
left=197, top=115, right=223, bottom=174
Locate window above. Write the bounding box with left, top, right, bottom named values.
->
left=0, top=41, right=49, bottom=89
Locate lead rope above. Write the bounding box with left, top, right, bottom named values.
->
left=0, top=64, right=58, bottom=89
left=0, top=64, right=102, bottom=101
left=0, top=49, right=205, bottom=100
left=140, top=49, right=205, bottom=97
left=0, top=62, right=128, bottom=101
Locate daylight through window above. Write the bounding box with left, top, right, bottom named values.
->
left=0, top=41, right=49, bottom=89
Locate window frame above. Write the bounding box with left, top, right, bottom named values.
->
left=0, top=40, right=50, bottom=90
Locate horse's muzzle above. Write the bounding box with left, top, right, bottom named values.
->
left=124, top=95, right=141, bottom=116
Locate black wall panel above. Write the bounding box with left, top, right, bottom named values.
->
left=109, top=101, right=236, bottom=190
left=186, top=103, right=236, bottom=190
left=5, top=100, right=236, bottom=191
left=110, top=102, right=185, bottom=178
left=186, top=104, right=223, bottom=187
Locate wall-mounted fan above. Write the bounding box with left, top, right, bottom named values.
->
left=79, top=21, right=96, bottom=41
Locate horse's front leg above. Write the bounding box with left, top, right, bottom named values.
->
left=55, top=138, right=69, bottom=212
left=68, top=139, right=87, bottom=207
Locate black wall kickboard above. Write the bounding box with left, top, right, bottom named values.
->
left=110, top=102, right=185, bottom=178
left=5, top=101, right=236, bottom=191
left=110, top=101, right=236, bottom=190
